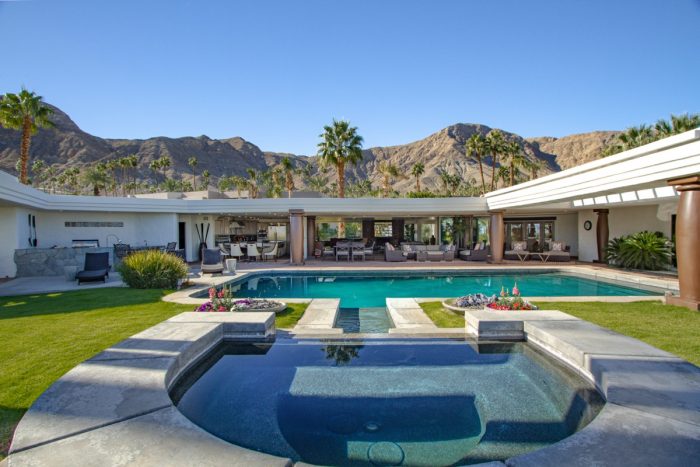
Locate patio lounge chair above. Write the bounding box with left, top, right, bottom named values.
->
left=164, top=241, right=177, bottom=253
left=505, top=241, right=530, bottom=261
left=460, top=243, right=489, bottom=261
left=76, top=252, right=110, bottom=285
left=352, top=242, right=365, bottom=261
left=336, top=243, right=350, bottom=261
left=201, top=248, right=224, bottom=274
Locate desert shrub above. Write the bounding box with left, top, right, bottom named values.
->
left=606, top=231, right=672, bottom=270
left=117, top=249, right=188, bottom=289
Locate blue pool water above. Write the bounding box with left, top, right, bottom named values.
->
left=174, top=339, right=603, bottom=466
left=218, top=271, right=658, bottom=308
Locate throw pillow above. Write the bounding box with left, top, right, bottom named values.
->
left=551, top=241, right=564, bottom=251
left=386, top=243, right=395, bottom=251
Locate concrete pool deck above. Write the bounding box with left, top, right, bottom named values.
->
left=6, top=306, right=700, bottom=466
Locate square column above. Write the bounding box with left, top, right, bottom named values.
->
left=289, top=209, right=305, bottom=265
left=666, top=176, right=700, bottom=310
left=306, top=216, right=316, bottom=259
left=594, top=209, right=609, bottom=263
left=489, top=211, right=504, bottom=263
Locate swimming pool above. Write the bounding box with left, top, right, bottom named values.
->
left=173, top=338, right=603, bottom=466
left=213, top=270, right=658, bottom=308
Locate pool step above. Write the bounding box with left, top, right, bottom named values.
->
left=385, top=298, right=438, bottom=333
left=335, top=307, right=392, bottom=333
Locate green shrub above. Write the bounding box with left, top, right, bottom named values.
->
left=117, top=250, right=188, bottom=289
left=606, top=231, right=673, bottom=270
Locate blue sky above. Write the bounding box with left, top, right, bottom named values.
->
left=1, top=0, right=699, bottom=155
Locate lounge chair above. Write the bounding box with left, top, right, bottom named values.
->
left=460, top=243, right=489, bottom=261
left=351, top=242, right=365, bottom=261
left=164, top=241, right=177, bottom=253
left=76, top=252, right=110, bottom=284
left=505, top=241, right=530, bottom=261
left=201, top=248, right=224, bottom=274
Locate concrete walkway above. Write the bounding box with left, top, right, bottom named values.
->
left=0, top=274, right=124, bottom=297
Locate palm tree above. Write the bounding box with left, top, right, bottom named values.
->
left=201, top=169, right=210, bottom=189
left=466, top=133, right=487, bottom=194
left=411, top=162, right=425, bottom=192
left=187, top=157, right=198, bottom=190
left=618, top=124, right=654, bottom=151
left=30, top=159, right=46, bottom=188
left=149, top=159, right=161, bottom=185
left=228, top=175, right=246, bottom=197
left=485, top=130, right=505, bottom=192
left=316, top=119, right=364, bottom=198
left=280, top=156, right=296, bottom=198
left=83, top=163, right=109, bottom=196
left=526, top=158, right=545, bottom=180
left=377, top=161, right=404, bottom=197
left=158, top=155, right=171, bottom=180
left=245, top=168, right=259, bottom=199
left=306, top=174, right=329, bottom=195
left=497, top=166, right=510, bottom=189
left=506, top=141, right=528, bottom=186
left=670, top=113, right=700, bottom=133
left=118, top=156, right=135, bottom=195
left=0, top=89, right=55, bottom=184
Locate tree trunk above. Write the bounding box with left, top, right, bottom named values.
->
left=337, top=161, right=345, bottom=198
left=93, top=185, right=100, bottom=196
left=490, top=154, right=498, bottom=192
left=477, top=155, right=486, bottom=194
left=416, top=177, right=421, bottom=192
left=19, top=117, right=32, bottom=184
left=510, top=161, right=515, bottom=186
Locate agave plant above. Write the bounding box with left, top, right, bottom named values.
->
left=615, top=231, right=673, bottom=271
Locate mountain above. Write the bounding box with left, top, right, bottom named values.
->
left=527, top=131, right=620, bottom=170
left=0, top=104, right=617, bottom=194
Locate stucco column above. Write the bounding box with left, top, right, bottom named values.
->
left=594, top=209, right=609, bottom=263
left=489, top=211, right=504, bottom=263
left=289, top=209, right=304, bottom=265
left=666, top=176, right=700, bottom=310
left=306, top=216, right=316, bottom=259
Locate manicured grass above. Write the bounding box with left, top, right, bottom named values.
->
left=0, top=289, right=309, bottom=460
left=420, top=300, right=700, bottom=366
left=275, top=303, right=309, bottom=329
left=532, top=301, right=700, bottom=367
left=420, top=301, right=465, bottom=328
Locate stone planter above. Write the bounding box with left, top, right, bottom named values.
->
left=225, top=258, right=237, bottom=273
left=63, top=266, right=78, bottom=281
left=233, top=301, right=287, bottom=314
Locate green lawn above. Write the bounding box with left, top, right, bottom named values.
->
left=419, top=300, right=700, bottom=366
left=532, top=301, right=700, bottom=366
left=0, top=288, right=308, bottom=460
left=420, top=301, right=466, bottom=328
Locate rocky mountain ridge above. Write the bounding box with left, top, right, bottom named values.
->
left=0, top=104, right=619, bottom=194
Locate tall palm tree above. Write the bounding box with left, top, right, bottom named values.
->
left=149, top=159, right=161, bottom=185
left=280, top=156, right=296, bottom=198
left=245, top=168, right=259, bottom=199
left=187, top=157, right=198, bottom=190
left=0, top=89, right=55, bottom=184
left=30, top=159, right=46, bottom=188
left=229, top=175, right=247, bottom=198
left=485, top=130, right=505, bottom=192
left=411, top=162, right=425, bottom=192
left=466, top=133, right=487, bottom=194
left=377, top=161, right=404, bottom=197
left=618, top=124, right=654, bottom=151
left=306, top=174, right=329, bottom=195
left=506, top=141, right=528, bottom=186
left=527, top=158, right=545, bottom=180
left=317, top=119, right=364, bottom=198
left=158, top=155, right=171, bottom=180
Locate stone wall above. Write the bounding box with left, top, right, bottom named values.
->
left=14, top=247, right=113, bottom=277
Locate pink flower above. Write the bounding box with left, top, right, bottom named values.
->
left=218, top=306, right=226, bottom=312
left=209, top=287, right=216, bottom=298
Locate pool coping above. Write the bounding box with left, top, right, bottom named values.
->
left=7, top=306, right=700, bottom=466
left=163, top=264, right=677, bottom=307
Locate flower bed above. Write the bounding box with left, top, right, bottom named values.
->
left=443, top=284, right=538, bottom=312
left=195, top=287, right=286, bottom=313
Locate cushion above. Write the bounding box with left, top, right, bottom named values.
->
left=474, top=243, right=482, bottom=251
left=386, top=243, right=395, bottom=251
left=551, top=241, right=564, bottom=252
left=512, top=241, right=527, bottom=251
left=402, top=245, right=412, bottom=253
left=203, top=249, right=222, bottom=264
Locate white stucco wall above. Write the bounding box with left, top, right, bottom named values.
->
left=577, top=204, right=675, bottom=262
left=26, top=211, right=178, bottom=249
left=554, top=214, right=578, bottom=256
left=0, top=207, right=20, bottom=277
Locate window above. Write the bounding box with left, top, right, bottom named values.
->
left=344, top=221, right=362, bottom=239
left=317, top=222, right=339, bottom=241
left=404, top=223, right=417, bottom=242
left=421, top=223, right=436, bottom=244
left=374, top=221, right=393, bottom=237
left=472, top=218, right=489, bottom=245
left=440, top=217, right=454, bottom=245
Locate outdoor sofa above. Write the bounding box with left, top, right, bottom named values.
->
left=415, top=245, right=455, bottom=262
left=385, top=243, right=408, bottom=262
left=459, top=243, right=489, bottom=261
